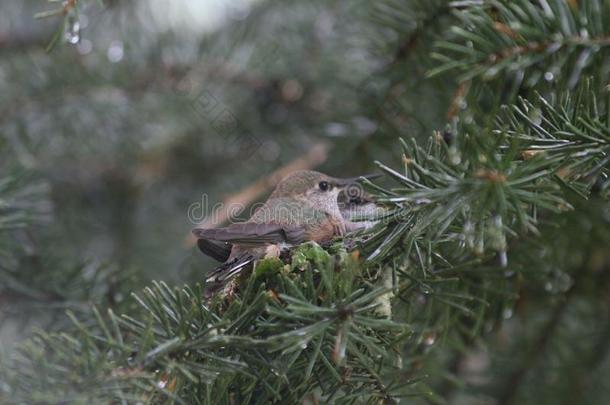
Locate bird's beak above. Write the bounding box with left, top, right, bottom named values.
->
left=333, top=173, right=382, bottom=188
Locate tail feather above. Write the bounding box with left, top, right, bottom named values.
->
left=204, top=253, right=256, bottom=297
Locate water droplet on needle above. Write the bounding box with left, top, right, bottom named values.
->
left=64, top=20, right=80, bottom=45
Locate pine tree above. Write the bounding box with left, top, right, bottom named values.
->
left=1, top=0, right=609, bottom=404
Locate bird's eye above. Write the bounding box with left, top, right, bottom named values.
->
left=318, top=181, right=330, bottom=191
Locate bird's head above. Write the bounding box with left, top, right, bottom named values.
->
left=270, top=170, right=370, bottom=199
left=269, top=170, right=379, bottom=214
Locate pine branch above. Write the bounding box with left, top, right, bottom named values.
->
left=429, top=0, right=610, bottom=94
left=2, top=244, right=417, bottom=404
left=500, top=83, right=610, bottom=191
left=0, top=173, right=50, bottom=232
left=478, top=194, right=610, bottom=404
left=364, top=80, right=608, bottom=270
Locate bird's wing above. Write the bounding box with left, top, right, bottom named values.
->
left=197, top=239, right=232, bottom=262
left=192, top=222, right=306, bottom=247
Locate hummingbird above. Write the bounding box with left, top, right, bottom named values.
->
left=192, top=170, right=377, bottom=296
left=196, top=187, right=381, bottom=263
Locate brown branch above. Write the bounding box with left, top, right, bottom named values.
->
left=393, top=3, right=451, bottom=64
left=482, top=35, right=610, bottom=70
left=496, top=269, right=586, bottom=405
left=446, top=81, right=468, bottom=120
